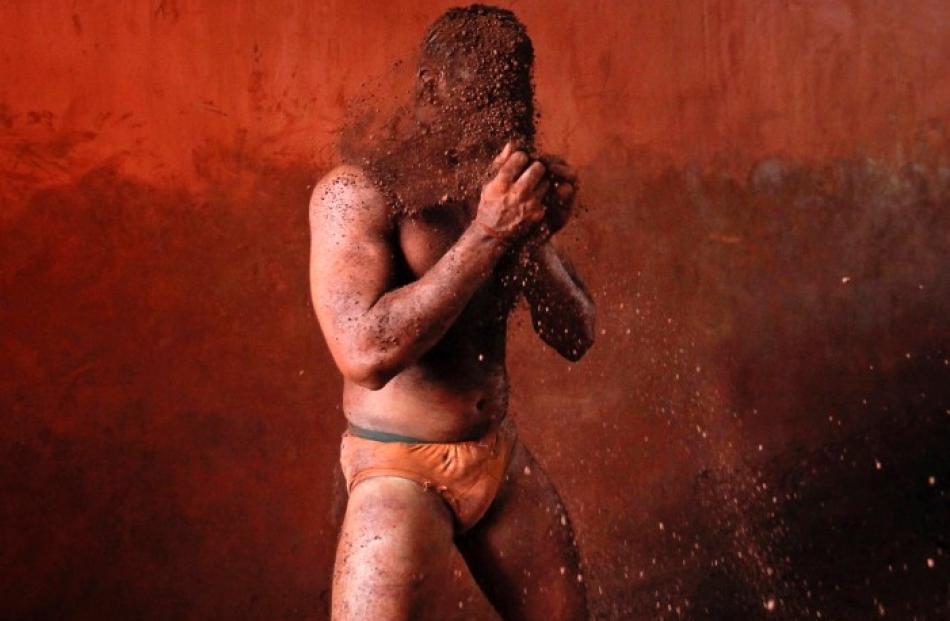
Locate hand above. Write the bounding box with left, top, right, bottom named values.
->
left=473, top=142, right=549, bottom=244
left=538, top=154, right=578, bottom=236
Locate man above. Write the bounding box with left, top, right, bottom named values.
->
left=309, top=6, right=595, bottom=620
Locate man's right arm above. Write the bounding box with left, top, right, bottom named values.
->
left=309, top=149, right=546, bottom=390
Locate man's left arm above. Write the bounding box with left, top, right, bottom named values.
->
left=522, top=239, right=596, bottom=361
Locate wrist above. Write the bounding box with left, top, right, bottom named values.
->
left=471, top=219, right=512, bottom=251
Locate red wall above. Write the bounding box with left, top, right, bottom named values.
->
left=2, top=1, right=948, bottom=618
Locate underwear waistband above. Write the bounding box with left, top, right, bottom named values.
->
left=345, top=423, right=438, bottom=444
left=345, top=415, right=511, bottom=445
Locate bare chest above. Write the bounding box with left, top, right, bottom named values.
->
left=396, top=203, right=522, bottom=326
left=397, top=202, right=471, bottom=276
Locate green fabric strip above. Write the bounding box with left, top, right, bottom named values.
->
left=346, top=423, right=436, bottom=444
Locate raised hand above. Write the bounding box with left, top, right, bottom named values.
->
left=474, top=142, right=550, bottom=244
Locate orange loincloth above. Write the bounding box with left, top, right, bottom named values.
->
left=339, top=416, right=517, bottom=533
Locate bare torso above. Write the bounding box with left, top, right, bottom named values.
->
left=311, top=148, right=592, bottom=446
left=343, top=200, right=520, bottom=441
left=313, top=144, right=595, bottom=620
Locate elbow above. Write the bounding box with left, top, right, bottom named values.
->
left=339, top=352, right=397, bottom=391
left=350, top=370, right=391, bottom=391
left=563, top=334, right=594, bottom=362
left=343, top=364, right=393, bottom=391
left=561, top=310, right=596, bottom=362
left=575, top=304, right=598, bottom=360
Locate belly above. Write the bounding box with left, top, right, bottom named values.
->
left=342, top=329, right=510, bottom=442
left=343, top=208, right=518, bottom=440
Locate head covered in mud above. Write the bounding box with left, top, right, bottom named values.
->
left=340, top=4, right=536, bottom=215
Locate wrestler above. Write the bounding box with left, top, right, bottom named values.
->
left=309, top=6, right=595, bottom=620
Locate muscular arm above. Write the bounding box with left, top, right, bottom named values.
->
left=310, top=150, right=546, bottom=390
left=522, top=240, right=596, bottom=361
left=309, top=166, right=507, bottom=390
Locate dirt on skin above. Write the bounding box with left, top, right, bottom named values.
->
left=339, top=4, right=538, bottom=217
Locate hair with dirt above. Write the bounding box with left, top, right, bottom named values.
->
left=339, top=4, right=537, bottom=216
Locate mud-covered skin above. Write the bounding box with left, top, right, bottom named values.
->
left=311, top=153, right=594, bottom=620
left=314, top=6, right=595, bottom=619
left=357, top=156, right=585, bottom=441
left=310, top=152, right=591, bottom=442
left=349, top=199, right=517, bottom=438
left=331, top=436, right=587, bottom=621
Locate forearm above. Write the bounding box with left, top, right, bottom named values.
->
left=524, top=240, right=596, bottom=359
left=352, top=224, right=507, bottom=384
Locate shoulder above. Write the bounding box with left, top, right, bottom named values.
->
left=309, top=164, right=390, bottom=230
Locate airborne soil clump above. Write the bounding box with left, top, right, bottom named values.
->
left=340, top=5, right=537, bottom=217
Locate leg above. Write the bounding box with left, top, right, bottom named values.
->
left=458, top=440, right=589, bottom=621
left=332, top=476, right=500, bottom=621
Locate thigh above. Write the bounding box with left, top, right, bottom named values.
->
left=457, top=439, right=589, bottom=621
left=332, top=476, right=500, bottom=621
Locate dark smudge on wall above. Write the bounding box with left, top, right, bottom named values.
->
left=510, top=151, right=949, bottom=619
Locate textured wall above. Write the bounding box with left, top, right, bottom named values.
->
left=2, top=1, right=948, bottom=619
